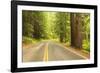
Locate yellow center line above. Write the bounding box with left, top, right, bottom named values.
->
left=43, top=43, right=48, bottom=62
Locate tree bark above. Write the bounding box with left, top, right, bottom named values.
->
left=70, top=13, right=82, bottom=49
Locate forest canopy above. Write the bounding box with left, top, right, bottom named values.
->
left=22, top=10, right=90, bottom=52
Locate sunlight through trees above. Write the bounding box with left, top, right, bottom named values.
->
left=22, top=10, right=90, bottom=52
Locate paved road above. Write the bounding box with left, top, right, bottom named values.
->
left=23, top=41, right=85, bottom=62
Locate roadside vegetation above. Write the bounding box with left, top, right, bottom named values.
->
left=22, top=11, right=90, bottom=52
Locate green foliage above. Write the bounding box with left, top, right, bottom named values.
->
left=81, top=14, right=90, bottom=51
left=54, top=12, right=70, bottom=43
left=82, top=40, right=90, bottom=52
left=22, top=36, right=34, bottom=44
left=23, top=36, right=42, bottom=44
left=82, top=14, right=90, bottom=41
left=22, top=11, right=46, bottom=39
left=22, top=11, right=90, bottom=52
left=22, top=11, right=34, bottom=37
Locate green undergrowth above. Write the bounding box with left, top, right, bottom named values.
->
left=82, top=40, right=90, bottom=52
left=22, top=36, right=42, bottom=44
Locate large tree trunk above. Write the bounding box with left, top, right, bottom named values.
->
left=70, top=13, right=82, bottom=49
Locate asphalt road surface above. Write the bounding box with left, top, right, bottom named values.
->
left=23, top=41, right=86, bottom=62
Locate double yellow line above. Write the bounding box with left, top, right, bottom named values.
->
left=43, top=43, right=48, bottom=62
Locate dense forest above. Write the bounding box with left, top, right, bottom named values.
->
left=22, top=10, right=90, bottom=52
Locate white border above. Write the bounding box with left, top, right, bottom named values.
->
left=17, top=5, right=94, bottom=68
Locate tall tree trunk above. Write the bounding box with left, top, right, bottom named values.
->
left=70, top=13, right=82, bottom=49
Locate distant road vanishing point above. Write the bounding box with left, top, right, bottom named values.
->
left=22, top=41, right=88, bottom=62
